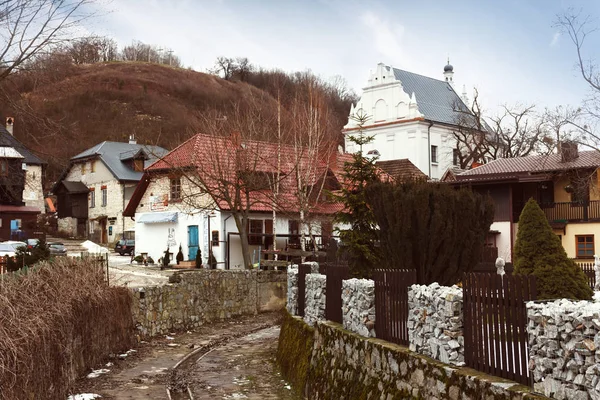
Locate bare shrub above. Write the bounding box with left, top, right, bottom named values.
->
left=0, top=257, right=135, bottom=400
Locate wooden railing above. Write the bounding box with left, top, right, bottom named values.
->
left=540, top=200, right=600, bottom=222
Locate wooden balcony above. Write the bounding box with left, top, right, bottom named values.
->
left=541, top=201, right=600, bottom=223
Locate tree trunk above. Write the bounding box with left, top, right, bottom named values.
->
left=234, top=215, right=253, bottom=269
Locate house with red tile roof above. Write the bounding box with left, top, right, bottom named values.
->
left=449, top=143, right=600, bottom=262
left=123, top=132, right=356, bottom=268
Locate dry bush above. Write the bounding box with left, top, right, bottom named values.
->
left=0, top=258, right=135, bottom=400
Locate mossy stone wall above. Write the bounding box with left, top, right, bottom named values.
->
left=278, top=314, right=550, bottom=399
left=277, top=312, right=314, bottom=397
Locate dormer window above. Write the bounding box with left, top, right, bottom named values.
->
left=134, top=158, right=144, bottom=172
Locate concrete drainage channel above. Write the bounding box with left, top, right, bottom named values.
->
left=166, top=323, right=276, bottom=400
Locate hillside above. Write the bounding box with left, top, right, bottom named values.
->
left=0, top=62, right=351, bottom=184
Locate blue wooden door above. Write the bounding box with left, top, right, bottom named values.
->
left=188, top=225, right=199, bottom=261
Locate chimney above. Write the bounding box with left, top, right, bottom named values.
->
left=5, top=117, right=14, bottom=135
left=230, top=131, right=241, bottom=147
left=128, top=134, right=137, bottom=145
left=560, top=141, right=579, bottom=162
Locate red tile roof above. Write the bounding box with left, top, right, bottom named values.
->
left=130, top=133, right=352, bottom=215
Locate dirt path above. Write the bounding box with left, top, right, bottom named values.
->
left=69, top=312, right=288, bottom=400
left=185, top=326, right=301, bottom=400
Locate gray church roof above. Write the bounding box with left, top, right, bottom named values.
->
left=392, top=68, right=470, bottom=126
left=0, top=125, right=45, bottom=165
left=71, top=141, right=169, bottom=182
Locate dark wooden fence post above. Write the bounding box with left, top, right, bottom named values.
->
left=325, top=262, right=349, bottom=323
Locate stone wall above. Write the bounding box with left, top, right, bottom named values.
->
left=304, top=273, right=326, bottom=326
left=408, top=283, right=465, bottom=366
left=342, top=278, right=375, bottom=337
left=278, top=314, right=548, bottom=400
left=287, top=267, right=298, bottom=315
left=131, top=270, right=286, bottom=337
left=527, top=299, right=600, bottom=400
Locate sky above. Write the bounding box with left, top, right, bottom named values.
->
left=87, top=0, right=600, bottom=117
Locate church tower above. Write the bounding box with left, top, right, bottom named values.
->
left=443, top=58, right=454, bottom=87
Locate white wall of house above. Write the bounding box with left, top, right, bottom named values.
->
left=490, top=221, right=513, bottom=262
left=344, top=63, right=458, bottom=180
left=23, top=164, right=45, bottom=213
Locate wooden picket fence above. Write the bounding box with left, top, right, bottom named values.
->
left=577, top=262, right=596, bottom=289
left=324, top=262, right=349, bottom=324
left=463, top=273, right=537, bottom=386
left=373, top=269, right=417, bottom=346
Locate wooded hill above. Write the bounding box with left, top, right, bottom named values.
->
left=0, top=61, right=354, bottom=186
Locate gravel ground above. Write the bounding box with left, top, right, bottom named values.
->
left=68, top=312, right=293, bottom=400
left=186, top=325, right=301, bottom=400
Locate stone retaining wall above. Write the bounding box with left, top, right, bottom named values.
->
left=304, top=273, right=326, bottom=326
left=342, top=278, right=375, bottom=337
left=278, top=314, right=547, bottom=400
left=527, top=299, right=600, bottom=400
left=131, top=270, right=286, bottom=337
left=408, top=283, right=465, bottom=366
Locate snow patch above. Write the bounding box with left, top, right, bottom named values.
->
left=86, top=369, right=109, bottom=378
left=67, top=395, right=101, bottom=400
left=81, top=240, right=108, bottom=254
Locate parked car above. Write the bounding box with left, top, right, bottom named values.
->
left=0, top=241, right=27, bottom=257
left=48, top=242, right=67, bottom=256
left=26, top=238, right=39, bottom=249
left=115, top=239, right=135, bottom=256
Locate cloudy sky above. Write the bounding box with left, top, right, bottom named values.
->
left=89, top=0, right=600, bottom=116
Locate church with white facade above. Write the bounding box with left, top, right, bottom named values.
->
left=344, top=62, right=473, bottom=180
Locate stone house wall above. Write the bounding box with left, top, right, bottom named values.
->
left=408, top=283, right=465, bottom=366
left=527, top=298, right=600, bottom=400
left=131, top=270, right=286, bottom=337
left=342, top=278, right=375, bottom=337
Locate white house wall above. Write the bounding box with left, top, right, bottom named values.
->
left=490, top=221, right=512, bottom=262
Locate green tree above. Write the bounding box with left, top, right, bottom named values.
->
left=333, top=111, right=381, bottom=278
left=366, top=180, right=495, bottom=285
left=7, top=239, right=51, bottom=272
left=514, top=198, right=592, bottom=300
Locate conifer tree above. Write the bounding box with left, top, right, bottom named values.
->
left=333, top=111, right=381, bottom=278
left=514, top=198, right=592, bottom=300
left=366, top=181, right=495, bottom=285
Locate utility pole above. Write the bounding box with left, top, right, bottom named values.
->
left=167, top=50, right=173, bottom=66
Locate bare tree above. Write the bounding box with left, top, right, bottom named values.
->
left=489, top=105, right=548, bottom=158
left=288, top=79, right=337, bottom=253
left=452, top=89, right=551, bottom=166
left=451, top=89, right=489, bottom=168
left=555, top=9, right=600, bottom=148
left=208, top=56, right=237, bottom=80
left=0, top=0, right=97, bottom=81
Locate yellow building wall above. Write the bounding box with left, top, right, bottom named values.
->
left=553, top=169, right=600, bottom=202
left=553, top=175, right=571, bottom=203
left=555, top=222, right=600, bottom=259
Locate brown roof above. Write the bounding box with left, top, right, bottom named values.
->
left=376, top=159, right=427, bottom=181
left=456, top=151, right=600, bottom=182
